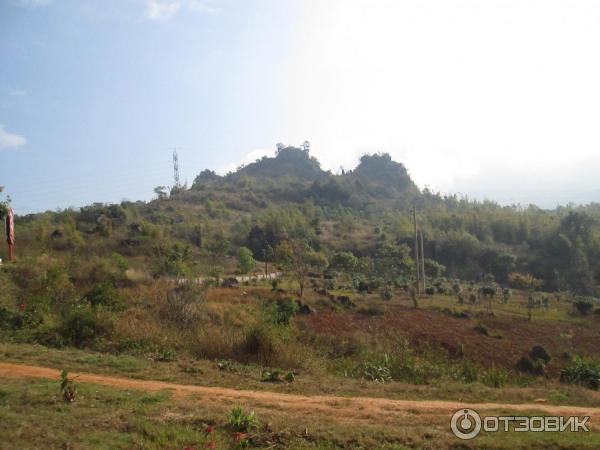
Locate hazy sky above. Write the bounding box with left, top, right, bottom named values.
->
left=2, top=0, right=600, bottom=213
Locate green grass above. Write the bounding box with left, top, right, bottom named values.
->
left=0, top=376, right=598, bottom=449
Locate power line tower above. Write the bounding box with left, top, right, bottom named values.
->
left=172, top=148, right=181, bottom=189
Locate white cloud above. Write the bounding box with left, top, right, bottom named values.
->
left=0, top=124, right=26, bottom=149
left=145, top=0, right=181, bottom=21
left=19, top=0, right=53, bottom=7
left=144, top=0, right=218, bottom=21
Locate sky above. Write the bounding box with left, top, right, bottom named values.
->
left=1, top=0, right=600, bottom=213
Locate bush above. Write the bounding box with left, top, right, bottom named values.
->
left=560, top=357, right=600, bottom=390
left=481, top=366, right=509, bottom=388
left=474, top=322, right=490, bottom=336
left=59, top=306, right=113, bottom=347
left=516, top=355, right=546, bottom=376
left=161, top=284, right=204, bottom=326
left=357, top=305, right=384, bottom=316
left=85, top=282, right=122, bottom=310
left=530, top=345, right=551, bottom=364
left=265, top=299, right=299, bottom=325
left=239, top=326, right=276, bottom=365
left=237, top=246, right=255, bottom=274
left=227, top=406, right=259, bottom=432
left=359, top=354, right=393, bottom=383
left=261, top=369, right=284, bottom=382
left=573, top=299, right=594, bottom=316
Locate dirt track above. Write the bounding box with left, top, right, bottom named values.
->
left=1, top=361, right=599, bottom=425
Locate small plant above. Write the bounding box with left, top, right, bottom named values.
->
left=217, top=359, right=238, bottom=373
left=560, top=357, right=600, bottom=390
left=271, top=279, right=279, bottom=291
left=481, top=366, right=509, bottom=388
left=360, top=354, right=392, bottom=383
left=474, top=322, right=490, bottom=336
left=261, top=369, right=283, bottom=382
left=59, top=369, right=77, bottom=403
left=154, top=348, right=176, bottom=362
left=227, top=406, right=259, bottom=432
left=265, top=299, right=299, bottom=325
left=284, top=371, right=295, bottom=382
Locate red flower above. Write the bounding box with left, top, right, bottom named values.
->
left=18, top=302, right=26, bottom=312
left=183, top=447, right=197, bottom=450
left=232, top=432, right=246, bottom=443
left=205, top=426, right=215, bottom=435
left=204, top=443, right=216, bottom=449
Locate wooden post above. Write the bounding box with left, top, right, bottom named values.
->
left=413, top=205, right=420, bottom=296
left=419, top=229, right=426, bottom=294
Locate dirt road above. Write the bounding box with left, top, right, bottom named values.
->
left=1, top=361, right=598, bottom=424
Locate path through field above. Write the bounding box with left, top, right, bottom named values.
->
left=1, top=362, right=598, bottom=425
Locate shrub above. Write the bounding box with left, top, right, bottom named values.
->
left=237, top=247, right=255, bottom=274
left=560, top=357, right=600, bottom=390
left=516, top=355, right=546, bottom=376
left=359, top=354, right=393, bottom=383
left=227, top=406, right=259, bottom=432
left=59, top=306, right=113, bottom=347
left=85, top=282, right=122, bottom=310
left=481, top=366, right=509, bottom=388
left=153, top=348, right=176, bottom=362
left=239, top=326, right=276, bottom=365
left=474, top=322, right=490, bottom=336
left=161, top=284, right=204, bottom=326
left=357, top=305, right=384, bottom=316
left=217, top=359, right=239, bottom=373
left=530, top=345, right=551, bottom=364
left=573, top=299, right=594, bottom=316
left=261, top=369, right=283, bottom=382
left=265, top=299, right=299, bottom=325
left=380, top=286, right=393, bottom=301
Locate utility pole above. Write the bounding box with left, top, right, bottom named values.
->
left=413, top=205, right=420, bottom=296
left=419, top=229, right=426, bottom=294
left=172, top=148, right=181, bottom=189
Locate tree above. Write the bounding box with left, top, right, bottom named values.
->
left=237, top=247, right=255, bottom=274
left=261, top=244, right=274, bottom=276
left=330, top=251, right=359, bottom=274
left=0, top=186, right=10, bottom=219
left=275, top=240, right=327, bottom=297
left=373, top=242, right=413, bottom=287
left=153, top=186, right=168, bottom=200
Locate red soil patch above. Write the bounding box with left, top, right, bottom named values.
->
left=302, top=305, right=600, bottom=374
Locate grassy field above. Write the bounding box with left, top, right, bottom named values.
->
left=2, top=279, right=600, bottom=449
left=1, top=372, right=599, bottom=450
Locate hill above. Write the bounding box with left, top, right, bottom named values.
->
left=2, top=145, right=600, bottom=448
